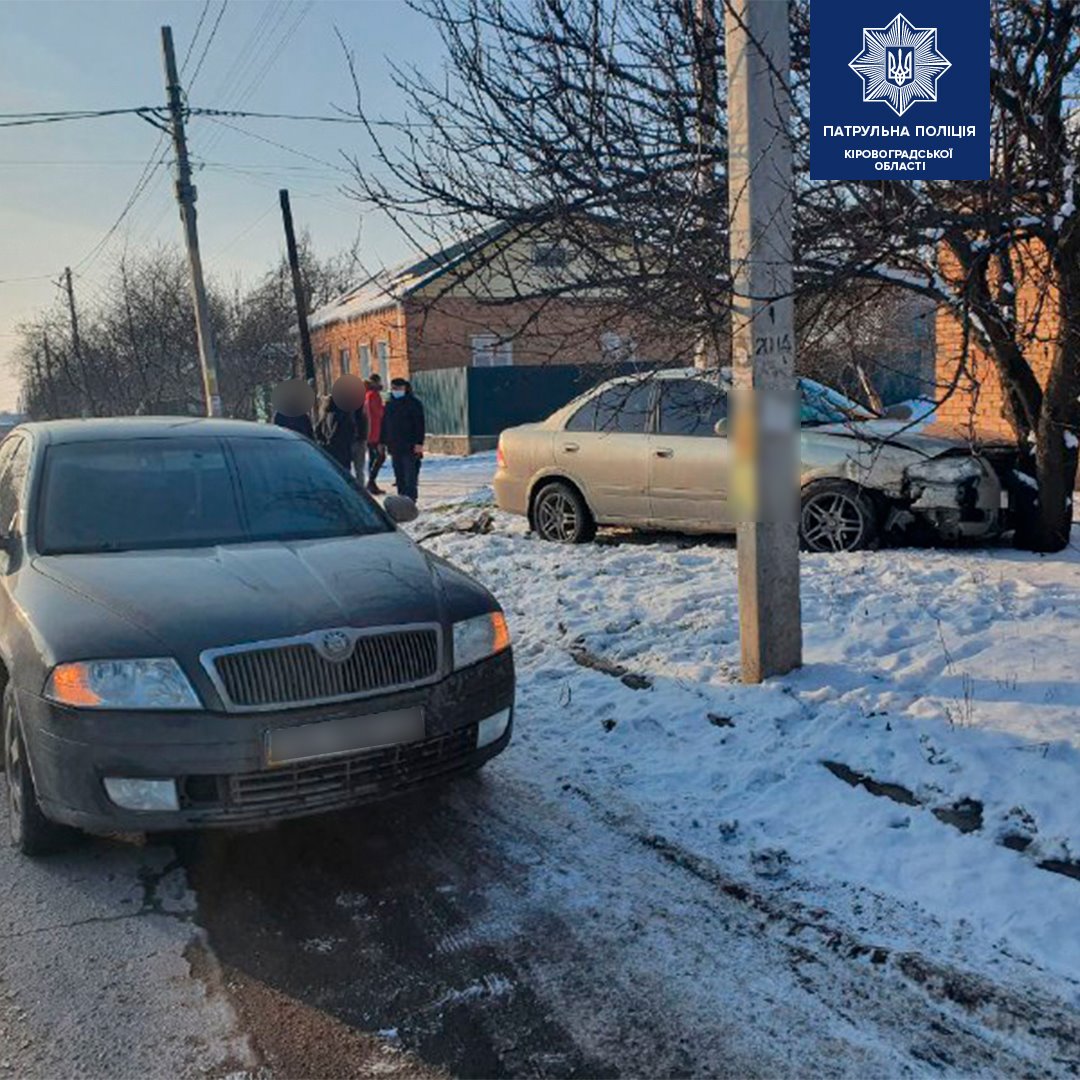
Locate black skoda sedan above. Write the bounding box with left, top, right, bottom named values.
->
left=0, top=419, right=513, bottom=855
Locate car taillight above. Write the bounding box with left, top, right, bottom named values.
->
left=496, top=442, right=506, bottom=470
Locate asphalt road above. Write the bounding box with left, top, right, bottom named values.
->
left=0, top=783, right=250, bottom=1079
left=3, top=758, right=1079, bottom=1077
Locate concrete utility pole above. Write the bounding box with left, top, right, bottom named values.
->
left=724, top=0, right=802, bottom=682
left=63, top=267, right=96, bottom=417
left=161, top=25, right=223, bottom=418
left=692, top=0, right=719, bottom=372
left=278, top=189, right=317, bottom=386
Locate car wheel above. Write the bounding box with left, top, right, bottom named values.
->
left=800, top=481, right=879, bottom=553
left=3, top=685, right=75, bottom=856
left=532, top=482, right=596, bottom=544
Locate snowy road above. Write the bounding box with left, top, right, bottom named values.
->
left=2, top=452, right=1080, bottom=1077
left=178, top=756, right=1079, bottom=1078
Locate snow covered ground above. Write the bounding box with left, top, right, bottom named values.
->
left=410, top=452, right=1080, bottom=1006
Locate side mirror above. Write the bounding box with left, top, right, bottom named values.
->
left=383, top=494, right=419, bottom=524
left=713, top=418, right=729, bottom=437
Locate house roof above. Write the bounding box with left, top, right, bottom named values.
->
left=309, top=222, right=513, bottom=330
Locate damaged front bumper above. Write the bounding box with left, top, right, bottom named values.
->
left=896, top=454, right=1005, bottom=540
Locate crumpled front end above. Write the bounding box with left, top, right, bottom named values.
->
left=900, top=453, right=1004, bottom=539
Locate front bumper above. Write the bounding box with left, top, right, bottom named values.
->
left=19, top=649, right=514, bottom=833
left=904, top=459, right=1004, bottom=540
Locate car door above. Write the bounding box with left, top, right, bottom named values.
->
left=0, top=436, right=32, bottom=661
left=647, top=378, right=732, bottom=529
left=555, top=380, right=655, bottom=523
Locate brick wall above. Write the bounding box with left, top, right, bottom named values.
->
left=309, top=304, right=408, bottom=393
left=403, top=294, right=694, bottom=372
left=935, top=242, right=1059, bottom=439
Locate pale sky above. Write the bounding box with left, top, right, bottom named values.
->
left=0, top=0, right=444, bottom=410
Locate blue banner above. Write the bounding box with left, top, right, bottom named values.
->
left=810, top=0, right=990, bottom=181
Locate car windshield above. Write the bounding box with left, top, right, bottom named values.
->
left=798, top=378, right=878, bottom=425
left=37, top=435, right=392, bottom=555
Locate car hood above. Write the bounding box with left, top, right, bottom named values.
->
left=807, top=418, right=970, bottom=458
left=31, top=531, right=445, bottom=660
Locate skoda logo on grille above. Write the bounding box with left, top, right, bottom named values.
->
left=318, top=630, right=353, bottom=662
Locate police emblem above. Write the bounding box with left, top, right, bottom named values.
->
left=848, top=13, right=952, bottom=118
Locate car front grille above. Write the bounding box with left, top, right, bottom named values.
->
left=207, top=626, right=441, bottom=711
left=179, top=726, right=479, bottom=823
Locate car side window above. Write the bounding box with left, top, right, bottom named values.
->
left=567, top=382, right=654, bottom=434
left=0, top=438, right=29, bottom=535
left=658, top=379, right=727, bottom=437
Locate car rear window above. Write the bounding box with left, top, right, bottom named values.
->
left=37, top=436, right=392, bottom=555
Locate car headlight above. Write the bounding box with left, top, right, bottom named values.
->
left=906, top=456, right=984, bottom=485
left=452, top=612, right=511, bottom=671
left=44, top=658, right=203, bottom=710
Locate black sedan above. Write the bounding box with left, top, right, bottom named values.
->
left=0, top=419, right=514, bottom=855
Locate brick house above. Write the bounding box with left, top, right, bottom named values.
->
left=934, top=243, right=1057, bottom=442
left=307, top=226, right=690, bottom=451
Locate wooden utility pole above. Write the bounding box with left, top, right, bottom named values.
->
left=279, top=189, right=317, bottom=387
left=724, top=0, right=802, bottom=682
left=161, top=24, right=223, bottom=417
left=63, top=267, right=96, bottom=417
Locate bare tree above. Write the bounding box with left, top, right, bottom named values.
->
left=340, top=0, right=730, bottom=362
left=795, top=0, right=1080, bottom=551
left=12, top=236, right=359, bottom=422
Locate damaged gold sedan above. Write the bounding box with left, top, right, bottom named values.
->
left=494, top=370, right=1024, bottom=552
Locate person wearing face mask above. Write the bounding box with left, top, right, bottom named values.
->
left=381, top=376, right=426, bottom=502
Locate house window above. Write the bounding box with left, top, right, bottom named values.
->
left=358, top=344, right=371, bottom=378
left=339, top=347, right=351, bottom=375
left=600, top=332, right=636, bottom=362
left=531, top=243, right=569, bottom=270
left=376, top=341, right=390, bottom=382
left=471, top=334, right=513, bottom=367
left=319, top=352, right=331, bottom=391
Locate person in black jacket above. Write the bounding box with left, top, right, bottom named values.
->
left=314, top=395, right=355, bottom=471
left=381, top=377, right=425, bottom=501
left=273, top=409, right=313, bottom=440
left=271, top=377, right=315, bottom=439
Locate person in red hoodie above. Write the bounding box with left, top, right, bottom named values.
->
left=363, top=373, right=387, bottom=494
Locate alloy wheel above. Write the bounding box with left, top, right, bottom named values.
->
left=536, top=490, right=580, bottom=542
left=800, top=490, right=868, bottom=552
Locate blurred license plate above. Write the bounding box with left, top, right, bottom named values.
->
left=267, top=708, right=424, bottom=766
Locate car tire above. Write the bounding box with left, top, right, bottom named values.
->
left=532, top=481, right=596, bottom=544
left=3, top=684, right=76, bottom=857
left=799, top=480, right=880, bottom=553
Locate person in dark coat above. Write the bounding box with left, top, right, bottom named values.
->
left=273, top=410, right=313, bottom=439
left=314, top=395, right=355, bottom=471
left=381, top=377, right=425, bottom=501
left=271, top=377, right=315, bottom=439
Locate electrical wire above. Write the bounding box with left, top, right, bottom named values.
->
left=0, top=107, right=161, bottom=129
left=187, top=0, right=229, bottom=93
left=180, top=0, right=212, bottom=74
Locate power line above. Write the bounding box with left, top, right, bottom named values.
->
left=202, top=115, right=350, bottom=173
left=180, top=0, right=212, bottom=73
left=188, top=0, right=229, bottom=92
left=0, top=107, right=162, bottom=129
